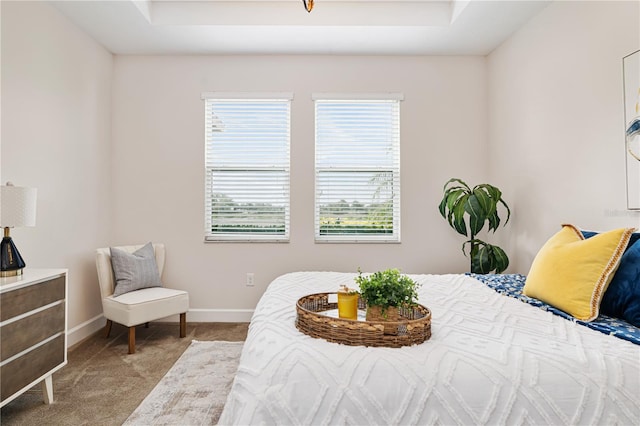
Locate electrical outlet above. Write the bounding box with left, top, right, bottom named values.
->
left=246, top=273, right=255, bottom=287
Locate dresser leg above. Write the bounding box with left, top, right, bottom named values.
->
left=42, top=375, right=53, bottom=404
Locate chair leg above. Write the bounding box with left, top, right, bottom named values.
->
left=180, top=313, right=186, bottom=338
left=104, top=320, right=113, bottom=338
left=128, top=326, right=136, bottom=354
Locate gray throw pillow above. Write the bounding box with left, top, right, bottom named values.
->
left=110, top=243, right=162, bottom=297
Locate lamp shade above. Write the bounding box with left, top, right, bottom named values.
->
left=0, top=184, right=37, bottom=228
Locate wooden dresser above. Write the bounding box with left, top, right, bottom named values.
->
left=0, top=269, right=68, bottom=407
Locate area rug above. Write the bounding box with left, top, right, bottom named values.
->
left=123, top=340, right=243, bottom=426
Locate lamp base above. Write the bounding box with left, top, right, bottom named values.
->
left=0, top=268, right=24, bottom=278
left=1, top=234, right=26, bottom=277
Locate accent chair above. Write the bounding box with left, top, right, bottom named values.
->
left=95, top=243, right=189, bottom=354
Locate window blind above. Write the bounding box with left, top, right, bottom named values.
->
left=314, top=98, right=401, bottom=242
left=204, top=96, right=291, bottom=242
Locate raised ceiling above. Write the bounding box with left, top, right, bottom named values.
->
left=51, top=0, right=550, bottom=55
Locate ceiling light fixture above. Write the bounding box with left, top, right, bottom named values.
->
left=302, top=0, right=314, bottom=13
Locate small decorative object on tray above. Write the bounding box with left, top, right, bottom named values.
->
left=337, top=285, right=358, bottom=320
left=356, top=268, right=420, bottom=334
left=295, top=269, right=430, bottom=348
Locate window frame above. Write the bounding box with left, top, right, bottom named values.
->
left=202, top=92, right=293, bottom=243
left=313, top=93, right=403, bottom=243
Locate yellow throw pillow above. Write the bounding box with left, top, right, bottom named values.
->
left=523, top=224, right=635, bottom=321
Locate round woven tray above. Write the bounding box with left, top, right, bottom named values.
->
left=295, top=293, right=431, bottom=348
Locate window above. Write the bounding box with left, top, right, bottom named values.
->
left=203, top=93, right=292, bottom=242
left=314, top=94, right=402, bottom=242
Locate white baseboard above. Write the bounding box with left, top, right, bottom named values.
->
left=67, top=314, right=105, bottom=348
left=66, top=309, right=254, bottom=349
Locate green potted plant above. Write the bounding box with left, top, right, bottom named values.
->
left=355, top=268, right=420, bottom=330
left=438, top=178, right=511, bottom=274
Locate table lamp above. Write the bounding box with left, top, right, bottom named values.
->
left=1, top=182, right=37, bottom=277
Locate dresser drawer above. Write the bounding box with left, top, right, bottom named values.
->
left=1, top=303, right=65, bottom=361
left=0, top=276, right=65, bottom=321
left=0, top=334, right=65, bottom=401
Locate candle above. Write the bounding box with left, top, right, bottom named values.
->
left=337, top=285, right=358, bottom=320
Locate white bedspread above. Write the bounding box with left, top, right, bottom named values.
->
left=218, top=272, right=640, bottom=425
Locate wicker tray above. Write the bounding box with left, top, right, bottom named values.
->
left=295, top=293, right=431, bottom=348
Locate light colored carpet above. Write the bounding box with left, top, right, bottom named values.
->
left=123, top=340, right=243, bottom=426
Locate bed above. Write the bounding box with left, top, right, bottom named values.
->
left=218, top=272, right=640, bottom=425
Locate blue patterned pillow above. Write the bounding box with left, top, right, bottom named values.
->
left=583, top=230, right=640, bottom=327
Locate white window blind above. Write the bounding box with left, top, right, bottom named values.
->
left=204, top=95, right=291, bottom=242
left=314, top=97, right=401, bottom=242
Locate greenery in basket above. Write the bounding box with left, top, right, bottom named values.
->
left=438, top=178, right=511, bottom=274
left=355, top=268, right=420, bottom=313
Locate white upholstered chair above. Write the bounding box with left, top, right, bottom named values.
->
left=95, top=243, right=189, bottom=354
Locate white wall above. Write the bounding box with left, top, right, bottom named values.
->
left=112, top=55, right=488, bottom=311
left=1, top=1, right=113, bottom=344
left=488, top=0, right=640, bottom=273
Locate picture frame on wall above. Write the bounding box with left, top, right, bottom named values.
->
left=623, top=49, right=640, bottom=210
